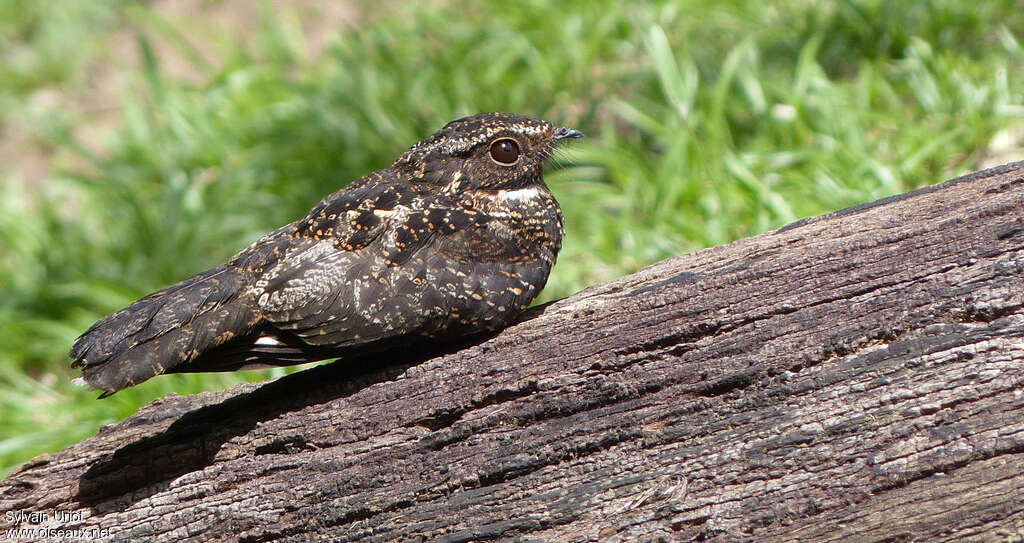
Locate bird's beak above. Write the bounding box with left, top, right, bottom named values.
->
left=554, top=126, right=584, bottom=141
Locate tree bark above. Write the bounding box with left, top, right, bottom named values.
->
left=3, top=162, right=1024, bottom=542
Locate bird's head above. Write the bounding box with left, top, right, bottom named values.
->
left=394, top=112, right=582, bottom=192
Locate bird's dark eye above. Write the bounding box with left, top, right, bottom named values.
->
left=489, top=138, right=520, bottom=165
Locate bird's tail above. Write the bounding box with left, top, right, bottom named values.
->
left=69, top=266, right=256, bottom=397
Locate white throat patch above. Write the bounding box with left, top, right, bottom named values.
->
left=497, top=187, right=541, bottom=203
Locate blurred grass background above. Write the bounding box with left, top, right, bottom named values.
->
left=1, top=0, right=1023, bottom=475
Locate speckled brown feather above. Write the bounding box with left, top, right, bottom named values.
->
left=70, top=113, right=581, bottom=397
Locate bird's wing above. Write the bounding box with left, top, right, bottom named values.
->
left=155, top=181, right=405, bottom=375
left=257, top=201, right=553, bottom=352
left=252, top=181, right=454, bottom=347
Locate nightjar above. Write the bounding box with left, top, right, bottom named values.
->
left=70, top=113, right=582, bottom=398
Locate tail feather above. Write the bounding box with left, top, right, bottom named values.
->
left=165, top=328, right=342, bottom=373
left=70, top=266, right=256, bottom=395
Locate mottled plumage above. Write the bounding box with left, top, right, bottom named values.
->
left=70, top=113, right=581, bottom=397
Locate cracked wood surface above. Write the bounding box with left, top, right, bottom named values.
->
left=2, top=162, right=1024, bottom=542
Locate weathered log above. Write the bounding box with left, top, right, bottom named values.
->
left=2, top=162, right=1023, bottom=542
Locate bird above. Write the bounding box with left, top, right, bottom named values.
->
left=70, top=112, right=582, bottom=398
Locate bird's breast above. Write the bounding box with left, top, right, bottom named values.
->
left=465, top=186, right=564, bottom=258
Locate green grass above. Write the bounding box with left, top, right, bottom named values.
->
left=1, top=0, right=1023, bottom=474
